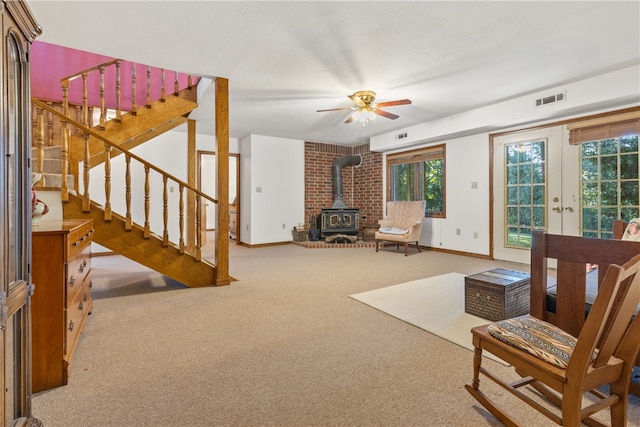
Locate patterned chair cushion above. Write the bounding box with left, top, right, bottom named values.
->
left=487, top=315, right=586, bottom=369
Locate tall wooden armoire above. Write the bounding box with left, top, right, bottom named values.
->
left=0, top=1, right=41, bottom=426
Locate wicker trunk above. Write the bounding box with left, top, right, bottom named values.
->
left=464, top=268, right=531, bottom=321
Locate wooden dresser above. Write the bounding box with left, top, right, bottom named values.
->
left=31, top=219, right=94, bottom=393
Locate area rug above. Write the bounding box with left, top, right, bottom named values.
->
left=350, top=272, right=507, bottom=364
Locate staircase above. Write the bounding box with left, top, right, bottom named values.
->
left=32, top=59, right=229, bottom=287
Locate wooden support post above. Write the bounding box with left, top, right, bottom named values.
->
left=215, top=77, right=230, bottom=286
left=186, top=119, right=196, bottom=253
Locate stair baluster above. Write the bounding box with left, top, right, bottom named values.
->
left=125, top=154, right=132, bottom=230
left=160, top=69, right=166, bottom=102
left=131, top=63, right=137, bottom=116
left=82, top=131, right=90, bottom=212
left=46, top=102, right=54, bottom=146
left=162, top=175, right=169, bottom=247
left=81, top=73, right=89, bottom=127
left=60, top=86, right=70, bottom=201
left=195, top=193, right=202, bottom=262
left=99, top=66, right=106, bottom=129
left=146, top=66, right=152, bottom=109
left=104, top=142, right=112, bottom=221
left=143, top=165, right=150, bottom=238
left=115, top=60, right=122, bottom=123
left=34, top=106, right=45, bottom=187
left=179, top=184, right=185, bottom=254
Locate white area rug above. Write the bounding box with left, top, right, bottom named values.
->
left=350, top=272, right=506, bottom=364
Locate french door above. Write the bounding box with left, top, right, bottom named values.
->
left=492, top=126, right=580, bottom=264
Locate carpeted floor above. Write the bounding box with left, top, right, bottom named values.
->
left=350, top=272, right=506, bottom=364
left=30, top=243, right=640, bottom=426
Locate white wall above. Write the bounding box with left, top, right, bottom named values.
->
left=239, top=134, right=305, bottom=245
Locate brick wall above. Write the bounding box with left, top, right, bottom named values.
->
left=304, top=142, right=383, bottom=229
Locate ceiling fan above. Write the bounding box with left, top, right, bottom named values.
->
left=317, top=90, right=412, bottom=124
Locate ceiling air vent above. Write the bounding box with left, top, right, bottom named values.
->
left=535, top=91, right=566, bottom=107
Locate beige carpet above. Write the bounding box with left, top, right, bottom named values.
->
left=30, top=245, right=640, bottom=426
left=350, top=273, right=506, bottom=364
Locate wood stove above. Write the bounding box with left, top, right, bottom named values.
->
left=317, top=154, right=362, bottom=240
left=320, top=208, right=359, bottom=238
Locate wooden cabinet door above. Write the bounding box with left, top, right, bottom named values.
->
left=0, top=2, right=42, bottom=425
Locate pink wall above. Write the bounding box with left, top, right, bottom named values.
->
left=31, top=41, right=193, bottom=110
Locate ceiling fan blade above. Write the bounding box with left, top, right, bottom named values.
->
left=344, top=116, right=355, bottom=124
left=316, top=107, right=352, bottom=112
left=375, top=99, right=412, bottom=108
left=374, top=109, right=399, bottom=120
left=348, top=95, right=366, bottom=107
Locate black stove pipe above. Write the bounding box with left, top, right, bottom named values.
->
left=331, top=154, right=362, bottom=209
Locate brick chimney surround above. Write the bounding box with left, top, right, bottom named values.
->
left=304, top=142, right=383, bottom=236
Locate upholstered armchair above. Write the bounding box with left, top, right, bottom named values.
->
left=375, top=201, right=426, bottom=256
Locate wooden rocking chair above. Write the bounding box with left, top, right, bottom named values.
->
left=465, top=253, right=640, bottom=426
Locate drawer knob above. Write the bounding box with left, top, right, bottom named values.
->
left=68, top=320, right=74, bottom=332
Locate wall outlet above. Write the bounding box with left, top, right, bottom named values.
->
left=456, top=228, right=461, bottom=236
left=282, top=224, right=286, bottom=229
left=473, top=231, right=479, bottom=239
left=471, top=181, right=478, bottom=189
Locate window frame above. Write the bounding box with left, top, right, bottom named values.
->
left=386, top=144, right=446, bottom=218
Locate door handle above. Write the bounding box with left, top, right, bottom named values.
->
left=552, top=206, right=562, bottom=212
left=564, top=206, right=574, bottom=212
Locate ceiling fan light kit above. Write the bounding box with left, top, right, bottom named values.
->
left=317, top=90, right=412, bottom=125
left=352, top=106, right=377, bottom=124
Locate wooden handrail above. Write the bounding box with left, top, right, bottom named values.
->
left=60, top=58, right=121, bottom=83
left=31, top=98, right=216, bottom=205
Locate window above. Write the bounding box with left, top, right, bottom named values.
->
left=386, top=144, right=445, bottom=217
left=568, top=110, right=640, bottom=239
left=581, top=135, right=639, bottom=239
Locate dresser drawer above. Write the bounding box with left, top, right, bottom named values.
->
left=65, top=291, right=86, bottom=360
left=67, top=223, right=94, bottom=259
left=66, top=245, right=91, bottom=305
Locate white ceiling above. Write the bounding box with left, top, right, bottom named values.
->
left=28, top=1, right=640, bottom=146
